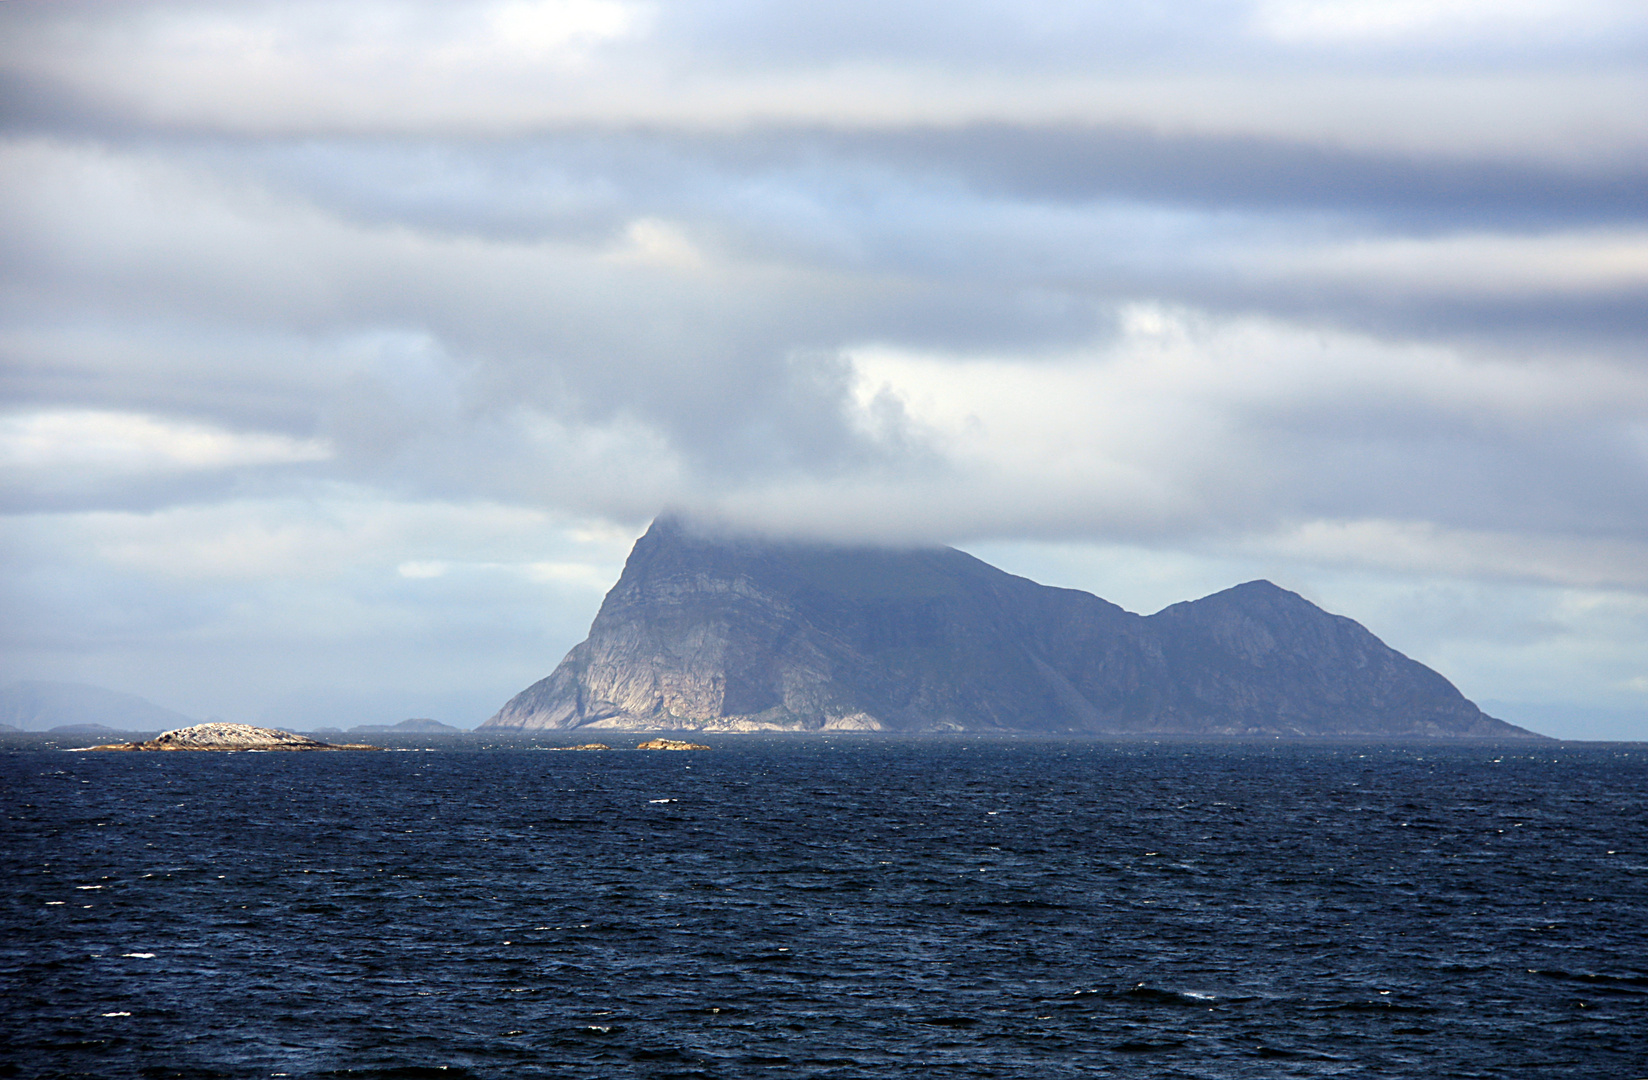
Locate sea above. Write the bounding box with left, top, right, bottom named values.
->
left=2, top=737, right=1645, bottom=1079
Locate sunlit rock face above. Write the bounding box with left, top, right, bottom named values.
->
left=484, top=519, right=1537, bottom=738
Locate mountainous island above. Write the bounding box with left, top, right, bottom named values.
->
left=483, top=518, right=1538, bottom=738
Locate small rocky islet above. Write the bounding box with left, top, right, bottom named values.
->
left=79, top=724, right=712, bottom=753
left=546, top=739, right=711, bottom=751
left=85, top=722, right=380, bottom=752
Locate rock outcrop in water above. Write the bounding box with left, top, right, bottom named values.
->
left=87, top=722, right=380, bottom=751
left=483, top=518, right=1539, bottom=738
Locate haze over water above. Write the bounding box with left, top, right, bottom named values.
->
left=5, top=738, right=1645, bottom=1078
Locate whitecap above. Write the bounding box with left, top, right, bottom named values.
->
left=120, top=952, right=156, bottom=959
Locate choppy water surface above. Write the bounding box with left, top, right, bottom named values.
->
left=3, top=739, right=1645, bottom=1079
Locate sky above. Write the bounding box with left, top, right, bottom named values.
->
left=2, top=0, right=1646, bottom=737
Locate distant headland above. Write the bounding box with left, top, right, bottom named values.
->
left=483, top=517, right=1542, bottom=739
left=85, top=722, right=380, bottom=752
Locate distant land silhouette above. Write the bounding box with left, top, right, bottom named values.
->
left=0, top=681, right=194, bottom=734
left=485, top=518, right=1539, bottom=738
left=309, top=718, right=467, bottom=739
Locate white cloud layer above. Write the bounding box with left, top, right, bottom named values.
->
left=0, top=409, right=330, bottom=473
left=2, top=0, right=1645, bottom=736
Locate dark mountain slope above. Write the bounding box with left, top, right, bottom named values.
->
left=484, top=519, right=1536, bottom=738
left=1135, top=581, right=1515, bottom=736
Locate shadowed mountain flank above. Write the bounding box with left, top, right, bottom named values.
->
left=484, top=519, right=1537, bottom=738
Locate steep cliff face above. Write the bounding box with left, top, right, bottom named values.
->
left=483, top=519, right=1537, bottom=737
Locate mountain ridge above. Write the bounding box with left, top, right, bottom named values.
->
left=484, top=518, right=1539, bottom=738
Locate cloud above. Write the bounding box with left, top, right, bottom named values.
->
left=396, top=560, right=449, bottom=579
left=805, top=306, right=1648, bottom=544
left=6, top=2, right=1647, bottom=164
left=1, top=0, right=650, bottom=129
left=1253, top=519, right=1648, bottom=591
left=0, top=409, right=329, bottom=472
left=1269, top=229, right=1648, bottom=300
left=3, top=132, right=1644, bottom=546
left=606, top=218, right=708, bottom=270
left=1249, top=0, right=1630, bottom=44
left=26, top=495, right=621, bottom=583
left=0, top=405, right=333, bottom=513
left=0, top=494, right=634, bottom=722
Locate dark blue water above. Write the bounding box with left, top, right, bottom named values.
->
left=3, top=738, right=1645, bottom=1079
